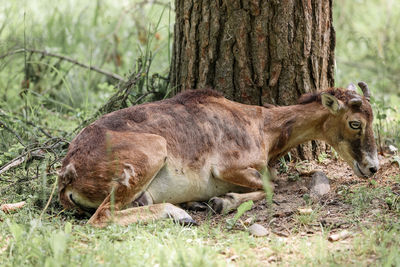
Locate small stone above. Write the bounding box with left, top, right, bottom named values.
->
left=328, top=230, right=351, bottom=242
left=370, top=208, right=381, bottom=215
left=310, top=171, right=330, bottom=198
left=267, top=255, right=278, bottom=262
left=389, top=145, right=398, bottom=153
left=269, top=167, right=278, bottom=181
left=248, top=223, right=268, bottom=237
left=371, top=198, right=380, bottom=206
left=298, top=186, right=309, bottom=194
left=244, top=217, right=253, bottom=226
left=298, top=208, right=313, bottom=215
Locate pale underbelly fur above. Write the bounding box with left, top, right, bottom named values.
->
left=147, top=164, right=247, bottom=204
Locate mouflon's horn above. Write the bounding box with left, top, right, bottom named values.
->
left=358, top=81, right=371, bottom=101
left=348, top=97, right=362, bottom=107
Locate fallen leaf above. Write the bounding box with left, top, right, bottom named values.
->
left=1, top=201, right=26, bottom=213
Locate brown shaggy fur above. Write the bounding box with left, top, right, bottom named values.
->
left=58, top=87, right=378, bottom=226
left=88, top=89, right=251, bottom=168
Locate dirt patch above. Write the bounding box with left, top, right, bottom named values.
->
left=190, top=155, right=400, bottom=235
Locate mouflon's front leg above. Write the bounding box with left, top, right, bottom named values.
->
left=208, top=166, right=268, bottom=214
left=213, top=166, right=265, bottom=189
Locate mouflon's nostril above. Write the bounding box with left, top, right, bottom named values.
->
left=369, top=167, right=377, bottom=174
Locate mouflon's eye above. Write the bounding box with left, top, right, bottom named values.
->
left=349, top=121, right=361, bottom=129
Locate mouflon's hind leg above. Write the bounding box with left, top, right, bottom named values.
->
left=89, top=201, right=196, bottom=227
left=209, top=191, right=265, bottom=214
left=116, top=203, right=196, bottom=226
left=86, top=133, right=170, bottom=227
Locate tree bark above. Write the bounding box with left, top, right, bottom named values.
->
left=170, top=0, right=335, bottom=159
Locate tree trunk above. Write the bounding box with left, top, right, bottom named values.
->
left=170, top=0, right=335, bottom=159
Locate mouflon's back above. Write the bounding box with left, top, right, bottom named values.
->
left=62, top=89, right=265, bottom=171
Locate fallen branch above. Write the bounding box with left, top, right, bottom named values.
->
left=0, top=156, right=26, bottom=175
left=0, top=109, right=60, bottom=139
left=0, top=48, right=126, bottom=82
left=0, top=137, right=67, bottom=176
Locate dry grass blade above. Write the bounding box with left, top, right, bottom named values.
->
left=39, top=177, right=58, bottom=219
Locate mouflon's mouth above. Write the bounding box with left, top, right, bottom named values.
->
left=355, top=162, right=368, bottom=178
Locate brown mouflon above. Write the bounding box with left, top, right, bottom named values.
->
left=59, top=83, right=378, bottom=227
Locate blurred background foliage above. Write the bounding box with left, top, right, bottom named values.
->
left=0, top=0, right=173, bottom=114
left=335, top=0, right=400, bottom=96
left=0, top=0, right=399, bottom=204
left=334, top=0, right=400, bottom=149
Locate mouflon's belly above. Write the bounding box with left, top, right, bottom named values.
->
left=146, top=164, right=245, bottom=204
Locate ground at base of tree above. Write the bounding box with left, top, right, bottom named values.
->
left=188, top=155, right=400, bottom=264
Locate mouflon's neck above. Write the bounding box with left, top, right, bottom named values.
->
left=266, top=102, right=330, bottom=159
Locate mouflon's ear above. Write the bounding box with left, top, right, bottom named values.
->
left=347, top=83, right=357, bottom=92
left=321, top=93, right=343, bottom=115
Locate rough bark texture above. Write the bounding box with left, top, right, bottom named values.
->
left=170, top=0, right=335, bottom=159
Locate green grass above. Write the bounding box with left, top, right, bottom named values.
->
left=1, top=210, right=264, bottom=266
left=0, top=0, right=172, bottom=114
left=293, top=209, right=320, bottom=229
left=1, top=207, right=400, bottom=266
left=339, top=184, right=400, bottom=219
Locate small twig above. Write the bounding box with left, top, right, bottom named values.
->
left=136, top=0, right=170, bottom=8
left=0, top=120, right=25, bottom=146
left=46, top=208, right=67, bottom=220
left=23, top=121, right=53, bottom=138
left=0, top=48, right=126, bottom=82
left=1, top=114, right=55, bottom=139
left=71, top=70, right=144, bottom=134
left=131, top=90, right=156, bottom=105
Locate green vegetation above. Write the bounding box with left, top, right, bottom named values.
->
left=0, top=0, right=399, bottom=266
